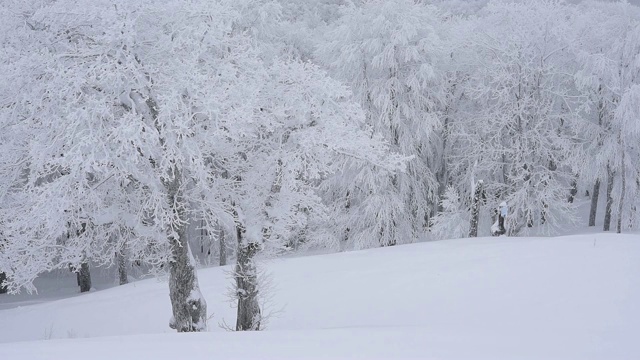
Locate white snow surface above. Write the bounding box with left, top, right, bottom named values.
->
left=0, top=234, right=639, bottom=359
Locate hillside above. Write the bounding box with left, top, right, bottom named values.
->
left=0, top=234, right=638, bottom=359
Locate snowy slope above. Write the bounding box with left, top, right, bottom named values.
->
left=0, top=234, right=638, bottom=359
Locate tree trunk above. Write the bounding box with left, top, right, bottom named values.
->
left=0, top=272, right=7, bottom=294
left=469, top=180, right=483, bottom=237
left=603, top=165, right=615, bottom=231
left=498, top=213, right=505, bottom=234
left=117, top=250, right=128, bottom=285
left=235, top=219, right=261, bottom=331
left=491, top=201, right=508, bottom=236
left=219, top=226, right=227, bottom=266
left=541, top=200, right=549, bottom=225
left=78, top=262, right=91, bottom=293
left=166, top=171, right=207, bottom=332
left=568, top=178, right=578, bottom=203
left=343, top=191, right=351, bottom=243
left=616, top=150, right=626, bottom=234
left=632, top=177, right=639, bottom=229
left=435, top=129, right=449, bottom=214
left=526, top=210, right=534, bottom=228
left=588, top=179, right=600, bottom=227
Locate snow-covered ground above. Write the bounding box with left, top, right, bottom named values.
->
left=1, top=233, right=638, bottom=359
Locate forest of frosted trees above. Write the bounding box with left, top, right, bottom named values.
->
left=1, top=0, right=639, bottom=332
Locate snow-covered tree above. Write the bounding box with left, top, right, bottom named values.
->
left=572, top=1, right=640, bottom=232
left=447, top=0, right=580, bottom=234
left=0, top=0, right=405, bottom=333
left=430, top=186, right=468, bottom=240
left=316, top=0, right=444, bottom=248
left=0, top=0, right=242, bottom=330
left=208, top=58, right=405, bottom=329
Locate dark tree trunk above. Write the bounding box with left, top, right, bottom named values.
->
left=603, top=166, right=615, bottom=231
left=381, top=224, right=397, bottom=247
left=616, top=150, right=626, bottom=234
left=435, top=155, right=449, bottom=214
left=117, top=251, right=128, bottom=285
left=0, top=272, right=7, bottom=294
left=568, top=178, right=578, bottom=203
left=343, top=191, right=351, bottom=242
left=139, top=93, right=206, bottom=332
left=593, top=87, right=607, bottom=228
left=381, top=175, right=399, bottom=247
left=498, top=213, right=505, bottom=233
left=491, top=209, right=506, bottom=236
left=526, top=210, right=534, bottom=228
left=235, top=220, right=261, bottom=331
left=168, top=238, right=206, bottom=332
left=166, top=170, right=207, bottom=332
left=219, top=226, right=227, bottom=266
left=199, top=218, right=212, bottom=260
left=541, top=202, right=548, bottom=225
left=589, top=179, right=600, bottom=227
left=78, top=262, right=91, bottom=293
left=469, top=181, right=483, bottom=237
left=632, top=178, right=640, bottom=229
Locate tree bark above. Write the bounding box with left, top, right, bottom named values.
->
left=138, top=92, right=206, bottom=332
left=343, top=191, right=351, bottom=243
left=435, top=117, right=450, bottom=214
left=469, top=181, right=483, bottom=237
left=0, top=272, right=7, bottom=294
left=526, top=210, right=534, bottom=228
left=117, top=250, right=128, bottom=285
left=498, top=213, right=505, bottom=234
left=166, top=170, right=207, bottom=332
left=78, top=262, right=91, bottom=293
left=491, top=202, right=508, bottom=236
left=592, top=86, right=606, bottom=228
left=219, top=226, right=227, bottom=266
left=234, top=219, right=261, bottom=331
left=588, top=179, right=600, bottom=227
left=616, top=150, right=626, bottom=234
left=568, top=178, right=578, bottom=203
left=603, top=165, right=615, bottom=231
